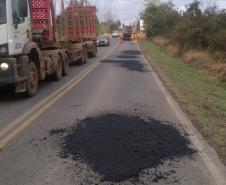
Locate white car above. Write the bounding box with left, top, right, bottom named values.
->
left=112, top=31, right=119, bottom=38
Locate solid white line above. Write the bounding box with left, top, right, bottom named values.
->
left=137, top=44, right=226, bottom=185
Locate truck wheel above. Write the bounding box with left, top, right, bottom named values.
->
left=89, top=45, right=96, bottom=58
left=53, top=54, right=62, bottom=81
left=93, top=45, right=96, bottom=57
left=25, top=62, right=38, bottom=97
left=62, top=54, right=69, bottom=76
left=79, top=48, right=85, bottom=64
left=84, top=48, right=88, bottom=64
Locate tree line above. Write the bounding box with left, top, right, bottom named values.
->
left=140, top=0, right=226, bottom=52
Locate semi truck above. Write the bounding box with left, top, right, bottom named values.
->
left=122, top=24, right=136, bottom=40
left=0, top=0, right=97, bottom=97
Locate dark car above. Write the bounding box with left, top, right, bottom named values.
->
left=97, top=35, right=110, bottom=46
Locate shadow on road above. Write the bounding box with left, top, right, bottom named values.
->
left=0, top=87, right=26, bottom=101
left=50, top=113, right=197, bottom=183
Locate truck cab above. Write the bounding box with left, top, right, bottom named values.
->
left=0, top=0, right=38, bottom=96
left=0, top=0, right=32, bottom=57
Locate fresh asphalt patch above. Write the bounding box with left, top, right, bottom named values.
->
left=116, top=55, right=138, bottom=59
left=49, top=113, right=197, bottom=183
left=102, top=60, right=148, bottom=73
left=121, top=50, right=142, bottom=56
left=102, top=49, right=148, bottom=72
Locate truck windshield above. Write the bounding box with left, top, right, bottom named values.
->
left=11, top=0, right=25, bottom=24
left=0, top=0, right=6, bottom=24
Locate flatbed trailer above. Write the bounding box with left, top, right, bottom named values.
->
left=0, top=0, right=97, bottom=97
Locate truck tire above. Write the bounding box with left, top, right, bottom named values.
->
left=53, top=54, right=62, bottom=81
left=84, top=48, right=88, bottom=64
left=79, top=48, right=85, bottom=64
left=93, top=45, right=96, bottom=57
left=25, top=62, right=38, bottom=97
left=62, top=53, right=69, bottom=76
left=89, top=45, right=96, bottom=58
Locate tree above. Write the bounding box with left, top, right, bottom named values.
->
left=116, top=19, right=121, bottom=29
left=104, top=0, right=117, bottom=32
left=56, top=14, right=61, bottom=24
left=184, top=0, right=202, bottom=17
left=141, top=0, right=180, bottom=37
left=204, top=1, right=219, bottom=17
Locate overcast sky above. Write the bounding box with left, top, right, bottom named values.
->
left=56, top=0, right=226, bottom=25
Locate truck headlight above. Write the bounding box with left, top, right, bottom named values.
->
left=0, top=47, right=7, bottom=54
left=0, top=63, right=9, bottom=71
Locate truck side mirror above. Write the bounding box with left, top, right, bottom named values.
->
left=18, top=0, right=28, bottom=17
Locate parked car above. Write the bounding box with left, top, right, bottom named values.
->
left=97, top=35, right=110, bottom=46
left=112, top=31, right=119, bottom=38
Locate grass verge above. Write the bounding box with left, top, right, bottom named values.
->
left=139, top=40, right=226, bottom=163
left=152, top=36, right=226, bottom=81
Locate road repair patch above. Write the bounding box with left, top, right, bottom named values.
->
left=49, top=113, right=197, bottom=184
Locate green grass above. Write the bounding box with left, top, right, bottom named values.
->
left=140, top=40, right=226, bottom=156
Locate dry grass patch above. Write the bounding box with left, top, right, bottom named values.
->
left=165, top=45, right=180, bottom=57
left=182, top=50, right=212, bottom=64
left=212, top=52, right=226, bottom=62
left=152, top=36, right=170, bottom=48
left=152, top=36, right=179, bottom=57
left=203, top=63, right=226, bottom=81
left=152, top=36, right=226, bottom=81
left=182, top=50, right=226, bottom=80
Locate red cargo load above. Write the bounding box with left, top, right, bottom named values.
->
left=67, top=2, right=97, bottom=41
left=31, top=0, right=57, bottom=43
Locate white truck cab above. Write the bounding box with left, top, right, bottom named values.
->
left=0, top=0, right=32, bottom=56
left=0, top=0, right=37, bottom=96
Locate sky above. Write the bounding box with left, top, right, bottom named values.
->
left=56, top=0, right=226, bottom=25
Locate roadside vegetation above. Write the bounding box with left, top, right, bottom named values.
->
left=140, top=0, right=226, bottom=161
left=140, top=0, right=226, bottom=81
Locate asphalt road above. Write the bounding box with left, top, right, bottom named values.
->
left=0, top=38, right=226, bottom=185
